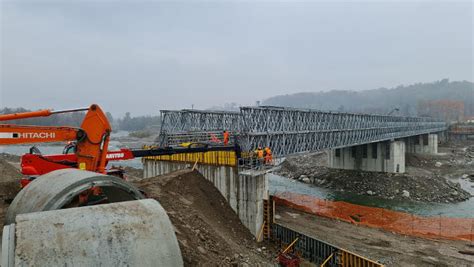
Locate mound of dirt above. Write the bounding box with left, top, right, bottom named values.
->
left=0, top=158, right=22, bottom=201
left=123, top=166, right=143, bottom=181
left=0, top=158, right=22, bottom=233
left=0, top=153, right=21, bottom=162
left=133, top=169, right=275, bottom=266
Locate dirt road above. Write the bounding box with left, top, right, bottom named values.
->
left=276, top=205, right=474, bottom=267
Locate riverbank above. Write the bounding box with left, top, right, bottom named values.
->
left=276, top=143, right=473, bottom=204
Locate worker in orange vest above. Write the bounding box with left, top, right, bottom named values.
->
left=223, top=130, right=229, bottom=145
left=255, top=146, right=264, bottom=167
left=264, top=147, right=272, bottom=164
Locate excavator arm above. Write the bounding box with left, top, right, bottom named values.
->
left=0, top=104, right=111, bottom=174
left=0, top=124, right=83, bottom=145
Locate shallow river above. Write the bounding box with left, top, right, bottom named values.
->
left=269, top=173, right=474, bottom=218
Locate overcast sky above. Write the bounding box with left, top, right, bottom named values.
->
left=1, top=1, right=473, bottom=116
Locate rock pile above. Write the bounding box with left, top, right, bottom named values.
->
left=276, top=152, right=472, bottom=203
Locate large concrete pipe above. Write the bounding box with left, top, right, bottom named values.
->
left=2, top=199, right=183, bottom=266
left=5, top=169, right=145, bottom=224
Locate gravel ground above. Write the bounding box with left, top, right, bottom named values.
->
left=276, top=143, right=473, bottom=203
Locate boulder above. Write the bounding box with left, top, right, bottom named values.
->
left=402, top=190, right=410, bottom=198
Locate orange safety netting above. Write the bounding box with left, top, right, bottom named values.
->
left=273, top=192, right=474, bottom=242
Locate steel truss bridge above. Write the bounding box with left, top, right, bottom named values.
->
left=159, top=106, right=447, bottom=157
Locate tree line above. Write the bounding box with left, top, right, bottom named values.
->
left=0, top=107, right=160, bottom=132
left=262, top=79, right=474, bottom=118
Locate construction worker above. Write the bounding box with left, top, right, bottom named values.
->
left=223, top=130, right=229, bottom=145
left=264, top=147, right=272, bottom=164
left=255, top=146, right=264, bottom=167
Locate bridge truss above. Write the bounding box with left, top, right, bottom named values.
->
left=159, top=106, right=447, bottom=157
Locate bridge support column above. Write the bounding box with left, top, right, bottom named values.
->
left=328, top=141, right=405, bottom=173
left=143, top=160, right=268, bottom=237
left=406, top=134, right=438, bottom=154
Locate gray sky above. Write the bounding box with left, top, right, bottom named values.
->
left=1, top=1, right=473, bottom=116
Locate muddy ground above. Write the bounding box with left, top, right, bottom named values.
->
left=133, top=169, right=277, bottom=266
left=276, top=142, right=474, bottom=203
left=276, top=205, right=474, bottom=267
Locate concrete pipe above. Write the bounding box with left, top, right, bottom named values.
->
left=5, top=169, right=145, bottom=225
left=2, top=199, right=183, bottom=266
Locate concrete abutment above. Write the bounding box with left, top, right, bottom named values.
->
left=143, top=160, right=267, bottom=237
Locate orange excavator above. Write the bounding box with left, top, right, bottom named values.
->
left=0, top=104, right=238, bottom=208
left=1, top=105, right=112, bottom=178
left=1, top=105, right=217, bottom=265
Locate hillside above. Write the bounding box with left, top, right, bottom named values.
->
left=262, top=80, right=474, bottom=117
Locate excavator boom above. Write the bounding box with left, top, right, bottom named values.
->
left=0, top=104, right=111, bottom=173
left=0, top=125, right=81, bottom=145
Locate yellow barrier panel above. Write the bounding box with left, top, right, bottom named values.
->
left=339, top=249, right=383, bottom=267
left=145, top=150, right=238, bottom=167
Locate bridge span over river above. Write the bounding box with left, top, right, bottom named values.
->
left=158, top=106, right=446, bottom=173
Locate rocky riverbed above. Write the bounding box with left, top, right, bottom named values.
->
left=276, top=146, right=473, bottom=203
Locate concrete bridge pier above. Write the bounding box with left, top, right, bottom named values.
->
left=328, top=133, right=439, bottom=174
left=405, top=134, right=438, bottom=154
left=328, top=141, right=406, bottom=173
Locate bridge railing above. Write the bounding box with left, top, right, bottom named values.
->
left=160, top=109, right=241, bottom=133
left=158, top=130, right=237, bottom=146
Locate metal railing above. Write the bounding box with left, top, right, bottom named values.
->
left=159, top=131, right=236, bottom=146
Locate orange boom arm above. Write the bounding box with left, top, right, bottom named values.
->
left=0, top=104, right=112, bottom=174
left=0, top=125, right=81, bottom=145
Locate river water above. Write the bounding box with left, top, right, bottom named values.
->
left=1, top=135, right=473, bottom=218
left=269, top=173, right=474, bottom=218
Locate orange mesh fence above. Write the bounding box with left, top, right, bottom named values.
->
left=273, top=192, right=474, bottom=242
